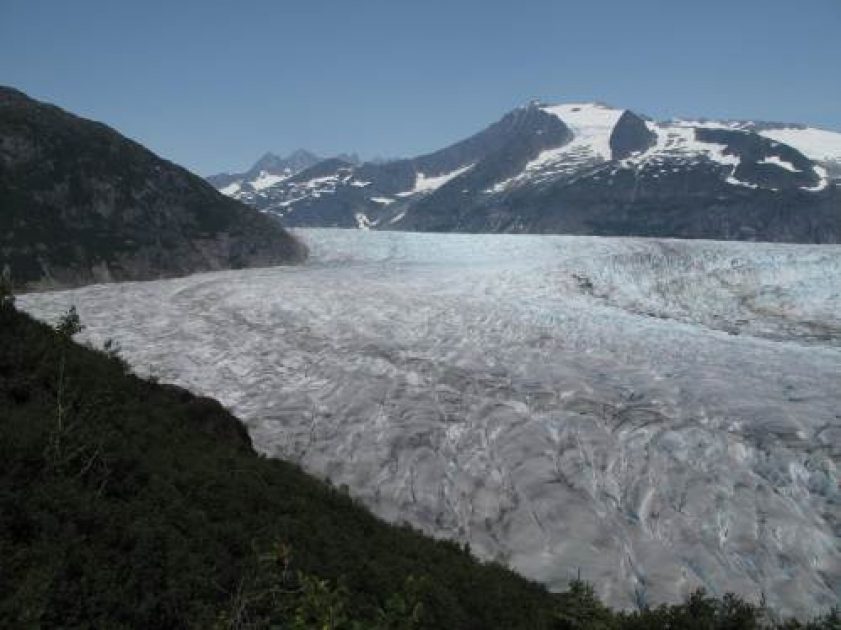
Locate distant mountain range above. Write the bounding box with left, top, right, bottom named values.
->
left=211, top=101, right=841, bottom=243
left=207, top=150, right=360, bottom=197
left=0, top=87, right=306, bottom=289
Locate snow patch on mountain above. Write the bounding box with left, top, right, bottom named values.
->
left=389, top=210, right=407, bottom=224
left=279, top=196, right=307, bottom=208
left=303, top=175, right=341, bottom=189
left=671, top=119, right=741, bottom=130
left=620, top=123, right=769, bottom=189
left=802, top=165, right=829, bottom=192
left=354, top=212, right=374, bottom=230
left=396, top=164, right=475, bottom=197
left=759, top=155, right=801, bottom=172
left=725, top=175, right=758, bottom=189
left=220, top=181, right=242, bottom=196
left=541, top=102, right=625, bottom=161
left=640, top=125, right=739, bottom=167
left=487, top=103, right=625, bottom=193
left=250, top=170, right=289, bottom=191
left=758, top=127, right=841, bottom=165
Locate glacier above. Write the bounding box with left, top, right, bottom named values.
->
left=18, top=229, right=841, bottom=616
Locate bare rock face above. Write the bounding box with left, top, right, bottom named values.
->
left=0, top=86, right=307, bottom=289
left=609, top=110, right=657, bottom=160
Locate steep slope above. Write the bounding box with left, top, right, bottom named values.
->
left=0, top=86, right=306, bottom=289
left=216, top=101, right=841, bottom=243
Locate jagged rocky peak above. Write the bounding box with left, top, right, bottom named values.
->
left=208, top=149, right=324, bottom=195
left=496, top=100, right=575, bottom=139
left=290, top=156, right=356, bottom=182
left=251, top=151, right=287, bottom=172
left=610, top=110, right=657, bottom=160
left=253, top=148, right=321, bottom=174
left=412, top=102, right=573, bottom=178
left=536, top=102, right=628, bottom=160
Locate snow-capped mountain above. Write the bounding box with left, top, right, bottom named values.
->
left=212, top=102, right=841, bottom=243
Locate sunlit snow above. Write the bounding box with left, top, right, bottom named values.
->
left=625, top=123, right=767, bottom=189
left=759, top=155, right=801, bottom=173
left=802, top=165, right=830, bottom=192
left=759, top=127, right=841, bottom=165
left=250, top=170, right=289, bottom=191
left=492, top=104, right=777, bottom=193
left=219, top=181, right=242, bottom=196
left=396, top=164, right=474, bottom=197
left=488, top=103, right=625, bottom=192
left=354, top=212, right=375, bottom=230
left=18, top=229, right=841, bottom=617
left=542, top=102, right=625, bottom=161
left=388, top=210, right=407, bottom=225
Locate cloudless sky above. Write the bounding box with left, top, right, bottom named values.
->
left=2, top=0, right=839, bottom=175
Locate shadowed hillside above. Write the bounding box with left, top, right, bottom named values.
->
left=0, top=87, right=306, bottom=290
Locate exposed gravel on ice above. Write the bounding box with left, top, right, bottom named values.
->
left=18, top=229, right=841, bottom=616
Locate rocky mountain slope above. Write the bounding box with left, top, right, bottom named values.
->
left=207, top=149, right=360, bottom=200
left=215, top=101, right=841, bottom=243
left=0, top=86, right=307, bottom=290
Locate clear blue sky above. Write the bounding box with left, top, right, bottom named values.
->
left=2, top=0, right=839, bottom=176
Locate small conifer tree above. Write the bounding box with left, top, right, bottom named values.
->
left=50, top=305, right=85, bottom=464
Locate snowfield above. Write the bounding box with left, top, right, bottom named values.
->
left=19, top=229, right=841, bottom=616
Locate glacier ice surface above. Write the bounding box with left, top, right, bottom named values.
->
left=18, top=229, right=841, bottom=616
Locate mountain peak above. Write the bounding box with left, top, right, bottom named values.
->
left=249, top=149, right=322, bottom=175
left=251, top=151, right=286, bottom=172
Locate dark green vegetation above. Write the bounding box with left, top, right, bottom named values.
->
left=1, top=289, right=838, bottom=628
left=0, top=86, right=306, bottom=290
